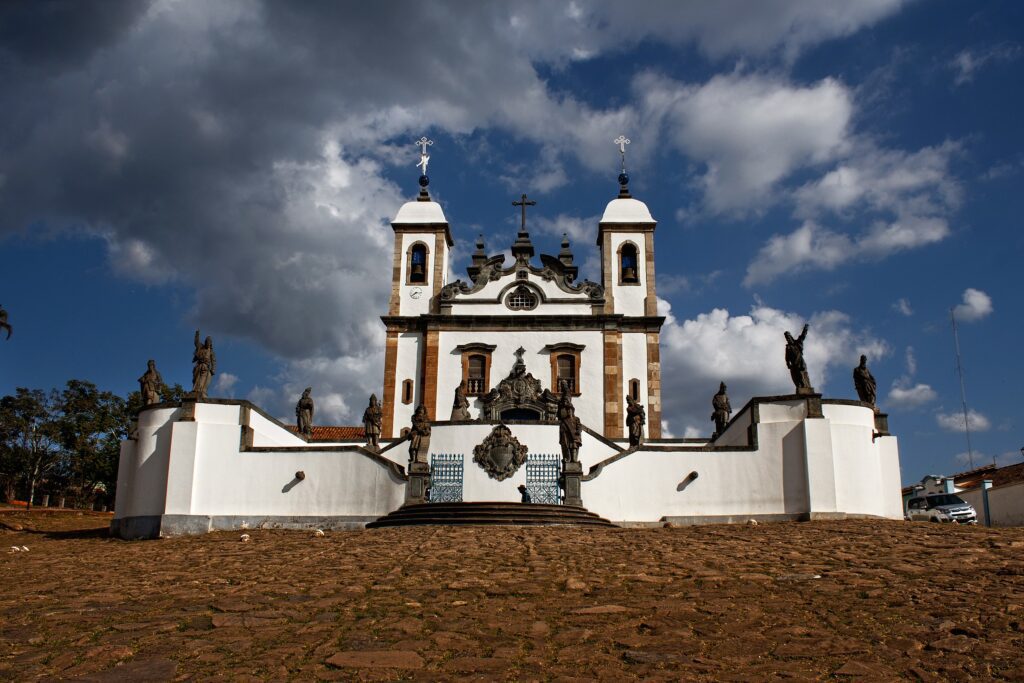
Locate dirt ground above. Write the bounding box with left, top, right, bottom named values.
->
left=1, top=510, right=1023, bottom=681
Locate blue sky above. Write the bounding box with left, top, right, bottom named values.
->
left=0, top=1, right=1021, bottom=484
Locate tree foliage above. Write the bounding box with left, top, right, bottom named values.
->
left=0, top=379, right=145, bottom=506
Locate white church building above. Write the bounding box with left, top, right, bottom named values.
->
left=111, top=154, right=904, bottom=539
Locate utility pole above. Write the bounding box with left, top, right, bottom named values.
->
left=951, top=309, right=974, bottom=470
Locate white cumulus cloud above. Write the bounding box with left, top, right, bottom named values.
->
left=659, top=300, right=887, bottom=436
left=953, top=288, right=993, bottom=322
left=936, top=409, right=991, bottom=433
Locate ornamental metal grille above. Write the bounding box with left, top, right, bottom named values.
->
left=526, top=453, right=562, bottom=505
left=506, top=286, right=538, bottom=310
left=429, top=453, right=464, bottom=503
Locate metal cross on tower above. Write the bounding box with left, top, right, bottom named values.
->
left=614, top=135, right=631, bottom=173
left=415, top=136, right=433, bottom=176
left=512, top=193, right=536, bottom=232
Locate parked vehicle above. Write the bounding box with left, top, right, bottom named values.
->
left=905, top=493, right=977, bottom=524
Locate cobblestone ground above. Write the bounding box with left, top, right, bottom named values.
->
left=2, top=511, right=1024, bottom=681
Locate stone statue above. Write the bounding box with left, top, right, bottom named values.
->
left=784, top=323, right=813, bottom=394
left=450, top=380, right=471, bottom=421
left=191, top=329, right=216, bottom=399
left=557, top=381, right=582, bottom=464
left=0, top=304, right=10, bottom=340
left=711, top=382, right=731, bottom=437
left=626, top=395, right=645, bottom=448
left=853, top=355, right=878, bottom=409
left=295, top=387, right=314, bottom=437
left=362, top=394, right=382, bottom=449
left=408, top=404, right=432, bottom=465
left=138, top=360, right=164, bottom=406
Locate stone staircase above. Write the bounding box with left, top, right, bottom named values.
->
left=366, top=502, right=616, bottom=528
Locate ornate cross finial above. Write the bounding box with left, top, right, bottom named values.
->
left=415, top=136, right=433, bottom=176
left=614, top=135, right=630, bottom=174
left=512, top=193, right=536, bottom=232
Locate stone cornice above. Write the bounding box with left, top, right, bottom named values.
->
left=380, top=314, right=666, bottom=333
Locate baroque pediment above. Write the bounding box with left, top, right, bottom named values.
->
left=439, top=253, right=603, bottom=303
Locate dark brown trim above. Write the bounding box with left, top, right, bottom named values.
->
left=381, top=314, right=665, bottom=333
left=381, top=331, right=399, bottom=437
left=391, top=223, right=454, bottom=247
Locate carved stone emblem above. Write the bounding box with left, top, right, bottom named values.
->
left=472, top=424, right=528, bottom=481
left=480, top=347, right=559, bottom=421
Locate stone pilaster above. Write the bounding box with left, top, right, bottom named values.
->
left=603, top=326, right=623, bottom=438
left=643, top=230, right=658, bottom=316
left=431, top=231, right=446, bottom=312
left=421, top=328, right=440, bottom=420
left=600, top=231, right=615, bottom=314
left=381, top=330, right=400, bottom=438
left=646, top=331, right=662, bottom=439
left=388, top=234, right=403, bottom=316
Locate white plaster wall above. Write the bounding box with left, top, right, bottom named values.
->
left=987, top=482, right=1024, bottom=526
left=435, top=330, right=605, bottom=426
left=714, top=407, right=752, bottom=446
left=398, top=232, right=439, bottom=317
left=620, top=332, right=648, bottom=417
left=759, top=400, right=810, bottom=423
left=426, top=422, right=618, bottom=502
left=461, top=271, right=590, bottom=302
left=189, top=424, right=404, bottom=517
left=193, top=403, right=242, bottom=424
left=450, top=272, right=593, bottom=316
left=113, top=406, right=180, bottom=519
left=393, top=332, right=422, bottom=429
left=584, top=432, right=803, bottom=522
left=609, top=233, right=646, bottom=316
left=249, top=409, right=308, bottom=447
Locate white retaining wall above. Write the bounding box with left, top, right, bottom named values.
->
left=112, top=397, right=903, bottom=537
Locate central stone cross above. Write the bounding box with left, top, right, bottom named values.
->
left=512, top=193, right=536, bottom=232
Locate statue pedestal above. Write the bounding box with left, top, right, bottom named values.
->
left=874, top=412, right=890, bottom=436
left=406, top=462, right=431, bottom=505
left=560, top=461, right=583, bottom=507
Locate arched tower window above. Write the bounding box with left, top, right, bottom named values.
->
left=629, top=378, right=640, bottom=401
left=402, top=379, right=414, bottom=404
left=620, top=243, right=639, bottom=283
left=407, top=243, right=428, bottom=284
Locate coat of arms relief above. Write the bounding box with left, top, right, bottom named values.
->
left=472, top=424, right=528, bottom=481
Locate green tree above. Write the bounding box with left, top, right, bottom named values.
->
left=55, top=380, right=129, bottom=507
left=0, top=388, right=61, bottom=507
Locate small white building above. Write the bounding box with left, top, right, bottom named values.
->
left=111, top=172, right=904, bottom=538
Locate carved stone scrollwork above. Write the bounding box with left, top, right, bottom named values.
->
left=479, top=348, right=558, bottom=421
left=472, top=424, right=528, bottom=481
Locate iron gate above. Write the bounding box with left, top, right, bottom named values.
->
left=526, top=453, right=561, bottom=505
left=429, top=453, right=464, bottom=503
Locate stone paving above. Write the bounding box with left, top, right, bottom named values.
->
left=2, top=510, right=1023, bottom=681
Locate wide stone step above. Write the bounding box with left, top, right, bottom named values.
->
left=366, top=501, right=616, bottom=528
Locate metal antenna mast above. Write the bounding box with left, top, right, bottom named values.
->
left=950, top=308, right=974, bottom=469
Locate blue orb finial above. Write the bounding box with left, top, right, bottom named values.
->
left=419, top=174, right=430, bottom=188
left=618, top=172, right=629, bottom=187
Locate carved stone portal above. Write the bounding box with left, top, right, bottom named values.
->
left=472, top=424, right=528, bottom=481
left=480, top=348, right=558, bottom=421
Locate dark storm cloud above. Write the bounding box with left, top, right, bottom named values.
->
left=0, top=0, right=152, bottom=70
left=0, top=0, right=909, bottom=421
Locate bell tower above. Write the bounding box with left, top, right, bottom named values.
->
left=381, top=138, right=453, bottom=437
left=595, top=136, right=662, bottom=438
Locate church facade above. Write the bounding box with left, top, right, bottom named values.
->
left=110, top=157, right=906, bottom=539
left=380, top=181, right=662, bottom=441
